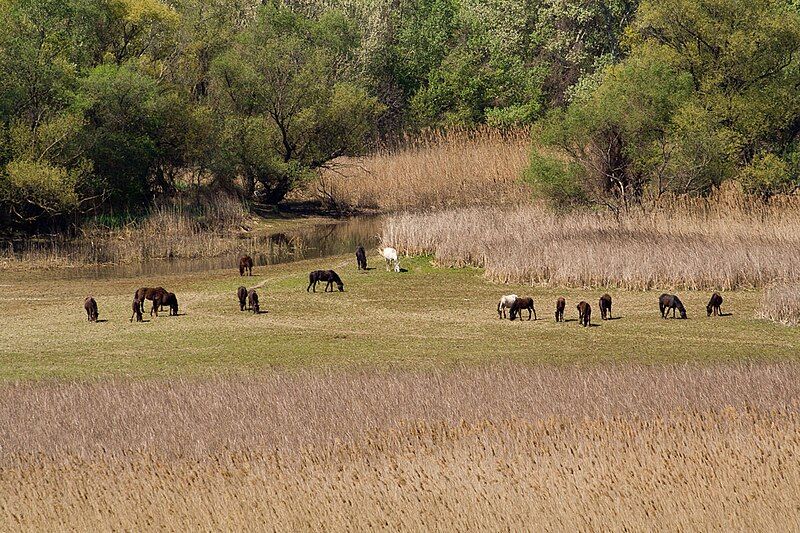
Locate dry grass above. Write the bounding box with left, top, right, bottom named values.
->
left=0, top=196, right=248, bottom=269
left=315, top=126, right=532, bottom=211
left=760, top=283, right=800, bottom=326
left=384, top=188, right=800, bottom=290
left=2, top=364, right=800, bottom=529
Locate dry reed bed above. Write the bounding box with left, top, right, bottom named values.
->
left=2, top=364, right=800, bottom=529
left=383, top=194, right=800, bottom=290
left=760, top=284, right=800, bottom=326
left=317, top=127, right=531, bottom=211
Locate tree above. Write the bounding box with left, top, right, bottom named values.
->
left=209, top=4, right=383, bottom=204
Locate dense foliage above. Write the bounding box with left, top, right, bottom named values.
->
left=0, top=0, right=798, bottom=230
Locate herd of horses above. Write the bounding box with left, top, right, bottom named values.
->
left=496, top=291, right=724, bottom=327
left=82, top=245, right=725, bottom=325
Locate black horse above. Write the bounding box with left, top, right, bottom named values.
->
left=307, top=270, right=344, bottom=292
left=659, top=293, right=687, bottom=319
left=599, top=293, right=612, bottom=320
left=355, top=246, right=367, bottom=270
left=707, top=292, right=723, bottom=316
left=247, top=289, right=260, bottom=314
left=237, top=286, right=248, bottom=311
left=555, top=297, right=565, bottom=322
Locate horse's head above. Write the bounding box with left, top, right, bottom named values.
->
left=337, top=283, right=344, bottom=292
left=679, top=306, right=687, bottom=319
left=706, top=304, right=713, bottom=317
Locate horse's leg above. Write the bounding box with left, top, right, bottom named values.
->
left=532, top=306, right=537, bottom=321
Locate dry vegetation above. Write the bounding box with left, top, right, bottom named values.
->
left=315, top=127, right=531, bottom=211
left=384, top=187, right=800, bottom=290
left=761, top=283, right=800, bottom=326
left=2, top=364, right=800, bottom=530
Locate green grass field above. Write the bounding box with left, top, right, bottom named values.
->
left=1, top=254, right=797, bottom=380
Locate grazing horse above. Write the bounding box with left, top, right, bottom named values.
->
left=659, top=293, right=687, bottom=319
left=497, top=294, right=518, bottom=319
left=157, top=292, right=179, bottom=316
left=510, top=297, right=536, bottom=321
left=237, top=286, right=248, bottom=311
left=555, top=297, right=565, bottom=322
left=599, top=294, right=612, bottom=320
left=130, top=298, right=143, bottom=322
left=135, top=287, right=167, bottom=315
left=84, top=296, right=98, bottom=322
left=577, top=301, right=591, bottom=327
left=707, top=292, right=723, bottom=316
left=355, top=246, right=367, bottom=270
left=239, top=255, right=253, bottom=276
left=247, top=289, right=260, bottom=314
left=380, top=247, right=400, bottom=272
left=307, top=270, right=344, bottom=292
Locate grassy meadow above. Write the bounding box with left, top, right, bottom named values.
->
left=0, top=253, right=797, bottom=380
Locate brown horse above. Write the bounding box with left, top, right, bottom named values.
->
left=237, top=286, right=248, bottom=311
left=577, top=301, right=591, bottom=327
left=239, top=255, right=253, bottom=276
left=555, top=297, right=565, bottom=322
left=247, top=289, right=260, bottom=314
left=130, top=298, right=143, bottom=322
left=84, top=296, right=98, bottom=322
left=157, top=292, right=179, bottom=316
left=707, top=292, right=723, bottom=316
left=599, top=293, right=612, bottom=320
left=135, top=287, right=167, bottom=315
left=509, top=297, right=536, bottom=321
left=659, top=293, right=687, bottom=319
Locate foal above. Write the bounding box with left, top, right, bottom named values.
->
left=380, top=247, right=400, bottom=272
left=247, top=289, right=260, bottom=314
left=237, top=286, right=248, bottom=311
left=577, top=301, right=591, bottom=327
left=497, top=294, right=518, bottom=319
left=130, top=298, right=143, bottom=322
left=707, top=292, right=723, bottom=316
left=509, top=297, right=536, bottom=321
left=599, top=294, right=612, bottom=320
left=555, top=297, right=565, bottom=322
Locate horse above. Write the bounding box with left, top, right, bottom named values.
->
left=135, top=287, right=167, bottom=315
left=659, top=293, right=687, bottom=319
left=555, top=297, right=565, bottom=322
left=307, top=270, right=344, bottom=292
left=380, top=247, right=400, bottom=272
left=599, top=294, right=612, bottom=320
left=237, top=286, right=248, bottom=311
left=509, top=297, right=536, bottom=321
left=355, top=246, right=367, bottom=270
left=577, top=301, right=591, bottom=327
left=247, top=289, right=260, bottom=314
left=157, top=292, right=179, bottom=316
left=707, top=292, right=723, bottom=316
left=239, top=255, right=253, bottom=276
left=84, top=296, right=98, bottom=322
left=497, top=294, right=517, bottom=319
left=130, top=298, right=143, bottom=322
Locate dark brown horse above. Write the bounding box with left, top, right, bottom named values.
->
left=130, top=298, right=143, bottom=322
left=555, top=297, right=565, bottom=322
left=239, top=255, right=253, bottom=276
left=307, top=270, right=344, bottom=292
left=707, top=292, right=723, bottom=316
left=599, top=293, right=612, bottom=320
left=659, top=293, right=687, bottom=319
left=237, top=286, right=248, bottom=311
left=135, top=287, right=167, bottom=315
left=157, top=292, right=179, bottom=316
left=577, top=301, right=591, bottom=327
left=84, top=296, right=98, bottom=322
left=355, top=246, right=367, bottom=270
left=247, top=289, right=260, bottom=314
left=510, top=297, right=536, bottom=321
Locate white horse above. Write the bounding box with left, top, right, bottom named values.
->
left=380, top=247, right=401, bottom=272
left=497, top=294, right=518, bottom=319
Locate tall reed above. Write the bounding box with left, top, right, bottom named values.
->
left=760, top=284, right=800, bottom=326
left=383, top=189, right=800, bottom=290
left=315, top=126, right=531, bottom=211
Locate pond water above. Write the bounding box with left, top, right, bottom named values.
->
left=8, top=216, right=383, bottom=280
